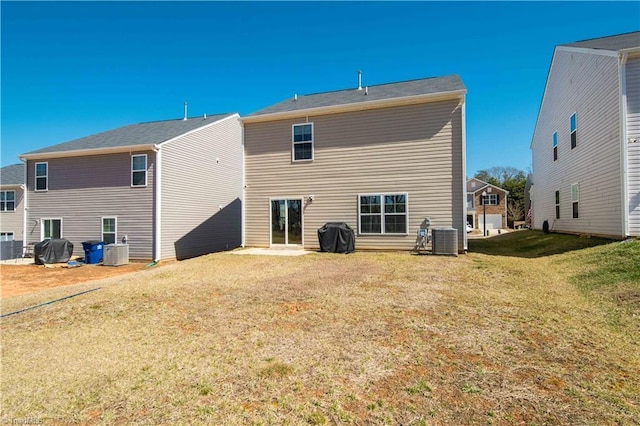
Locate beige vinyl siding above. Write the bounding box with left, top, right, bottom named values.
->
left=531, top=49, right=624, bottom=237
left=160, top=115, right=243, bottom=259
left=245, top=99, right=465, bottom=251
left=1, top=186, right=24, bottom=241
left=26, top=152, right=155, bottom=259
left=626, top=57, right=640, bottom=236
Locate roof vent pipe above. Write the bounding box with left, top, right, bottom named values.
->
left=183, top=102, right=188, bottom=120
left=365, top=86, right=368, bottom=95
left=294, top=94, right=297, bottom=101
left=358, top=70, right=362, bottom=90
left=203, top=113, right=207, bottom=120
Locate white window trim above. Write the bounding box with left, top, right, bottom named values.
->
left=570, top=113, right=577, bottom=149
left=41, top=218, right=63, bottom=240
left=291, top=122, right=314, bottom=162
left=358, top=192, right=409, bottom=235
left=0, top=190, right=16, bottom=212
left=35, top=162, right=48, bottom=192
left=571, top=183, right=579, bottom=219
left=0, top=232, right=14, bottom=242
left=101, top=216, right=117, bottom=244
left=131, top=154, right=148, bottom=187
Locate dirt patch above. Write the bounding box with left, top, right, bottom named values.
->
left=0, top=262, right=150, bottom=297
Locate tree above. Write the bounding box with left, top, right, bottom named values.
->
left=474, top=166, right=527, bottom=227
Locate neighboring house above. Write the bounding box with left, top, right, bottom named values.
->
left=19, top=113, right=243, bottom=260
left=466, top=178, right=509, bottom=232
left=0, top=164, right=26, bottom=259
left=531, top=31, right=640, bottom=239
left=242, top=74, right=468, bottom=252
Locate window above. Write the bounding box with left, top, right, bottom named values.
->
left=131, top=154, right=147, bottom=187
left=555, top=190, right=560, bottom=219
left=0, top=232, right=14, bottom=242
left=292, top=123, right=313, bottom=161
left=42, top=218, right=62, bottom=239
left=35, top=162, right=48, bottom=191
left=480, top=193, right=499, bottom=205
left=571, top=183, right=579, bottom=218
left=358, top=193, right=407, bottom=234
left=0, top=191, right=15, bottom=211
left=570, top=113, right=577, bottom=150
left=102, top=217, right=117, bottom=244
left=553, top=131, right=558, bottom=161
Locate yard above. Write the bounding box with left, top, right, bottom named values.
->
left=1, top=231, right=639, bottom=425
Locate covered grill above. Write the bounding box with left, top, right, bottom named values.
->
left=317, top=222, right=355, bottom=253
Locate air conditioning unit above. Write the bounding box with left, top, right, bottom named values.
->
left=104, top=244, right=129, bottom=266
left=431, top=228, right=458, bottom=256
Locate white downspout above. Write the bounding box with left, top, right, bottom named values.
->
left=241, top=119, right=246, bottom=248
left=20, top=157, right=28, bottom=253
left=153, top=146, right=162, bottom=261
left=461, top=95, right=468, bottom=251
left=619, top=52, right=629, bottom=238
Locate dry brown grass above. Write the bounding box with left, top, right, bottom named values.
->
left=1, top=242, right=639, bottom=425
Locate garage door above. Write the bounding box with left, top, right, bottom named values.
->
left=480, top=214, right=502, bottom=232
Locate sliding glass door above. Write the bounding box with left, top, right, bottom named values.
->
left=271, top=199, right=302, bottom=245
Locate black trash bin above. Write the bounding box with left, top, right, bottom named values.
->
left=318, top=222, right=355, bottom=253
left=82, top=241, right=104, bottom=264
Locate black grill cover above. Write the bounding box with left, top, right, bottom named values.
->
left=318, top=222, right=355, bottom=253
left=34, top=239, right=74, bottom=265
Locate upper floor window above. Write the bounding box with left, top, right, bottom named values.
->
left=131, top=154, right=147, bottom=187
left=0, top=191, right=15, bottom=211
left=555, top=190, right=560, bottom=219
left=571, top=183, right=579, bottom=218
left=553, top=131, right=558, bottom=161
left=480, top=193, right=499, bottom=205
left=292, top=123, right=313, bottom=161
left=570, top=113, right=577, bottom=150
left=359, top=193, right=408, bottom=234
left=35, top=162, right=48, bottom=191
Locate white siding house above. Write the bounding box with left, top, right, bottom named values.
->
left=531, top=32, right=640, bottom=239
left=20, top=113, right=243, bottom=260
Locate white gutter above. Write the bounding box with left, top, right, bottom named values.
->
left=20, top=144, right=157, bottom=161
left=619, top=52, right=630, bottom=237
left=153, top=145, right=162, bottom=261
left=242, top=89, right=467, bottom=124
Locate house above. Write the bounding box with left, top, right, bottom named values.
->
left=242, top=74, right=468, bottom=252
left=0, top=164, right=26, bottom=259
left=466, top=178, right=509, bottom=233
left=530, top=31, right=640, bottom=239
left=19, top=113, right=243, bottom=260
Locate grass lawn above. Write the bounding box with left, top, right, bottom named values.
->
left=2, top=231, right=639, bottom=425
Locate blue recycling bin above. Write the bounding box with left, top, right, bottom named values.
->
left=82, top=241, right=104, bottom=264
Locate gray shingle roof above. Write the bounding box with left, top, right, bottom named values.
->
left=562, top=31, right=640, bottom=51
left=22, top=113, right=234, bottom=156
left=0, top=164, right=25, bottom=186
left=248, top=74, right=465, bottom=116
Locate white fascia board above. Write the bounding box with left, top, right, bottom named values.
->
left=556, top=46, right=620, bottom=58
left=242, top=90, right=467, bottom=124
left=19, top=144, right=157, bottom=161
left=156, top=113, right=239, bottom=147
left=531, top=48, right=558, bottom=150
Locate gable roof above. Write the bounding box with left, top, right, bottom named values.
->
left=561, top=31, right=640, bottom=52
left=466, top=178, right=509, bottom=195
left=246, top=74, right=465, bottom=120
left=0, top=164, right=25, bottom=186
left=20, top=113, right=235, bottom=159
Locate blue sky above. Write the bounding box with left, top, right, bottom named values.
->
left=2, top=2, right=639, bottom=176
